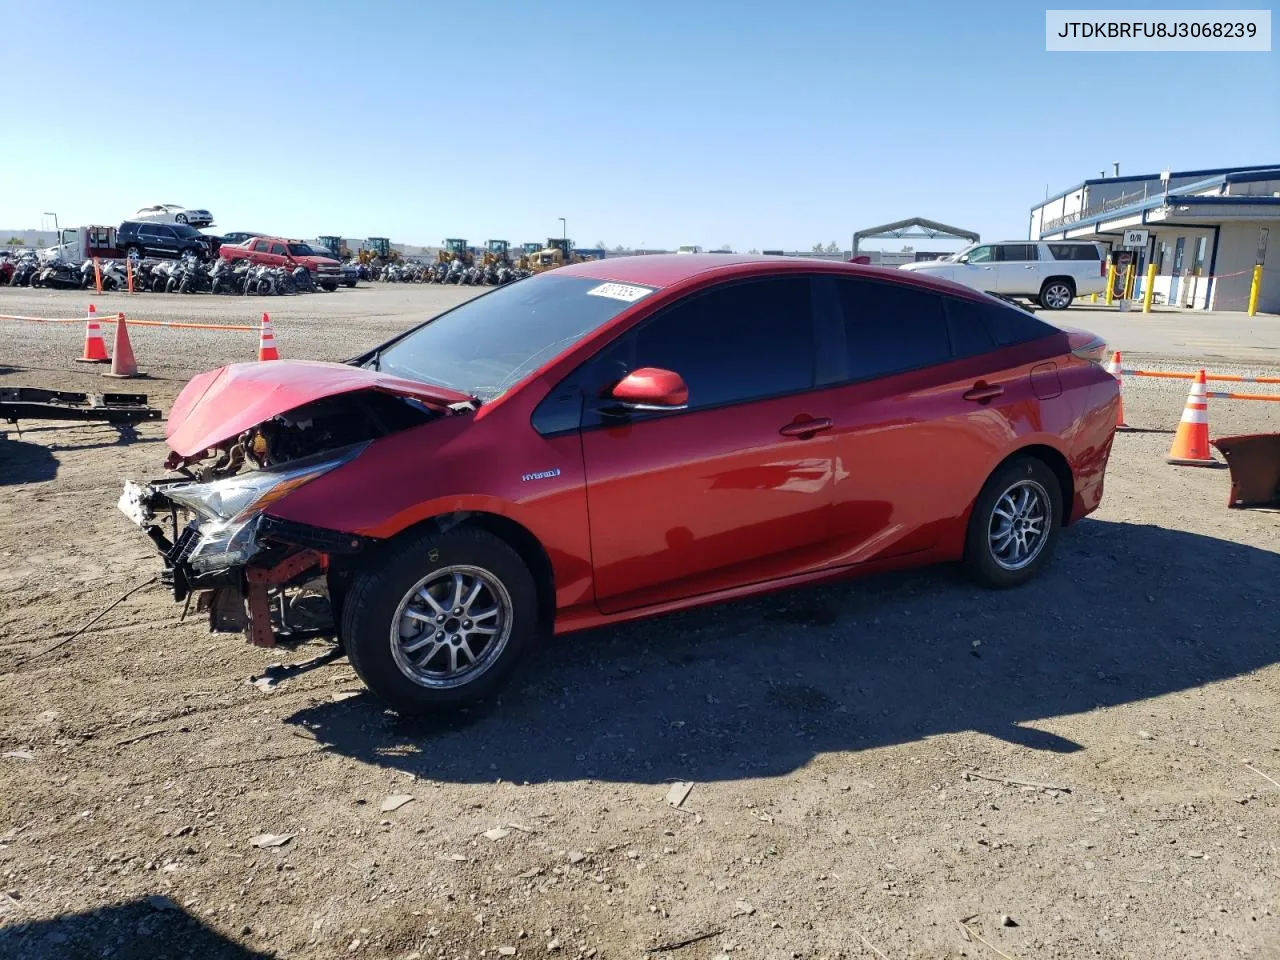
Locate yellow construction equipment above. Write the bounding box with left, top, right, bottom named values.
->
left=438, top=239, right=473, bottom=266
left=529, top=238, right=580, bottom=273
left=358, top=238, right=399, bottom=265
left=484, top=240, right=511, bottom=266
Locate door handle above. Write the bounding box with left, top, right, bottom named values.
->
left=963, top=382, right=1004, bottom=402
left=779, top=417, right=832, bottom=437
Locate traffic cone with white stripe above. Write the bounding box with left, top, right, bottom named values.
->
left=1166, top=370, right=1216, bottom=466
left=257, top=312, right=279, bottom=361
left=1107, top=351, right=1127, bottom=428
left=75, top=304, right=110, bottom=363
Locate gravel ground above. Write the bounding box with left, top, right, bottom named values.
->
left=1, top=286, right=1278, bottom=960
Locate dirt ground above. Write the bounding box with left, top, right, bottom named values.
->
left=1, top=286, right=1278, bottom=960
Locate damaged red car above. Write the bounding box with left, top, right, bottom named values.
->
left=119, top=255, right=1119, bottom=714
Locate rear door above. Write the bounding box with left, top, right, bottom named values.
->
left=819, top=278, right=1052, bottom=564
left=579, top=275, right=837, bottom=613
left=267, top=241, right=288, bottom=266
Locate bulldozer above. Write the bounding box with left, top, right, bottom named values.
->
left=358, top=238, right=399, bottom=265
left=516, top=242, right=542, bottom=270
left=316, top=236, right=351, bottom=259
left=529, top=237, right=581, bottom=273
left=438, top=239, right=473, bottom=266
left=483, top=240, right=511, bottom=266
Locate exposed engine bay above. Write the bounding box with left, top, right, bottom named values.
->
left=164, top=390, right=438, bottom=480
left=119, top=390, right=444, bottom=648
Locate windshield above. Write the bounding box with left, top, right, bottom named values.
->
left=373, top=274, right=655, bottom=402
left=173, top=224, right=202, bottom=238
left=287, top=243, right=319, bottom=256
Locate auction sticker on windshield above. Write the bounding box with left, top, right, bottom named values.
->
left=586, top=282, right=653, bottom=303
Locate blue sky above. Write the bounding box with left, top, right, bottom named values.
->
left=4, top=1, right=1276, bottom=250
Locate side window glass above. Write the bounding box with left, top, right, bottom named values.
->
left=995, top=244, right=1036, bottom=262
left=966, top=246, right=994, bottom=264
left=944, top=297, right=997, bottom=359
left=835, top=278, right=951, bottom=380
left=270, top=243, right=286, bottom=256
left=980, top=302, right=1057, bottom=346
left=588, top=278, right=815, bottom=416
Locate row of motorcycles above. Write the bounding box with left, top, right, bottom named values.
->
left=370, top=259, right=531, bottom=286
left=0, top=253, right=322, bottom=296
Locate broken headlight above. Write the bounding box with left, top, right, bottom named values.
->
left=165, top=443, right=367, bottom=574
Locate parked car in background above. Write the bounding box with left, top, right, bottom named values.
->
left=118, top=254, right=1119, bottom=714
left=899, top=240, right=1106, bottom=309
left=132, top=204, right=215, bottom=228
left=218, top=236, right=344, bottom=291
left=117, top=220, right=212, bottom=260
left=220, top=231, right=266, bottom=246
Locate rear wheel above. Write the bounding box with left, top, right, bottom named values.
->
left=1039, top=278, right=1074, bottom=310
left=964, top=456, right=1063, bottom=588
left=342, top=527, right=539, bottom=714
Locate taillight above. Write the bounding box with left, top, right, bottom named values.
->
left=1071, top=334, right=1107, bottom=365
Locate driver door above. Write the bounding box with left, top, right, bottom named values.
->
left=578, top=276, right=837, bottom=614
left=958, top=244, right=999, bottom=294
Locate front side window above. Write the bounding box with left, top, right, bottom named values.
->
left=834, top=278, right=951, bottom=381
left=593, top=277, right=815, bottom=414
left=269, top=243, right=286, bottom=256
left=965, top=246, right=995, bottom=264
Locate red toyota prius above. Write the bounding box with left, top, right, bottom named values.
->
left=120, top=255, right=1119, bottom=713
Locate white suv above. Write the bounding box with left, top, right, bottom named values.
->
left=899, top=240, right=1106, bottom=309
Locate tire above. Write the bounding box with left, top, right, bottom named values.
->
left=963, top=455, right=1063, bottom=589
left=341, top=526, right=540, bottom=714
left=175, top=213, right=188, bottom=224
left=1038, top=278, right=1074, bottom=310
left=344, top=281, right=356, bottom=288
left=127, top=246, right=144, bottom=261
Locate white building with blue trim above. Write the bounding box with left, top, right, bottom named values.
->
left=1030, top=164, right=1279, bottom=313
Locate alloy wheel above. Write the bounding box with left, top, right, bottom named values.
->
left=1042, top=282, right=1072, bottom=309
left=389, top=565, right=513, bottom=689
left=987, top=479, right=1051, bottom=571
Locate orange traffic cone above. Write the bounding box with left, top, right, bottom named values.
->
left=1107, top=351, right=1127, bottom=428
left=257, top=312, right=279, bottom=361
left=75, top=304, right=110, bottom=363
left=104, top=313, right=139, bottom=379
left=1167, top=370, right=1217, bottom=466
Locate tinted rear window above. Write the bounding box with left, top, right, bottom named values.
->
left=1047, top=243, right=1101, bottom=261
left=834, top=278, right=951, bottom=380
left=979, top=300, right=1058, bottom=346
left=944, top=297, right=998, bottom=358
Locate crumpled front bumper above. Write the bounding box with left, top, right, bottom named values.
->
left=118, top=479, right=371, bottom=647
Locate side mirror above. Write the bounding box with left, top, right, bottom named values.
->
left=957, top=255, right=970, bottom=264
left=606, top=367, right=689, bottom=412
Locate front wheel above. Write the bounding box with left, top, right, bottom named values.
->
left=963, top=456, right=1063, bottom=588
left=341, top=527, right=540, bottom=714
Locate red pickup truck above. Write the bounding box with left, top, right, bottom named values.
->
left=219, top=236, right=344, bottom=291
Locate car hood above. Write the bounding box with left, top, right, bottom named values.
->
left=898, top=261, right=951, bottom=271
left=165, top=359, right=473, bottom=456
left=297, top=255, right=340, bottom=268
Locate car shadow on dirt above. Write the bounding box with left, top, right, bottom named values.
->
left=0, top=434, right=59, bottom=484
left=0, top=895, right=269, bottom=960
left=285, top=518, right=1280, bottom=785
